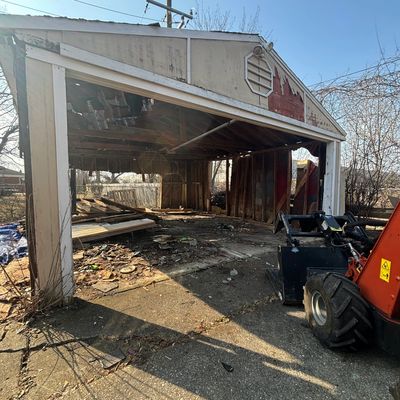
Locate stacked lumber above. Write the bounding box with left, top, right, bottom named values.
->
left=72, top=197, right=158, bottom=242
left=72, top=197, right=155, bottom=224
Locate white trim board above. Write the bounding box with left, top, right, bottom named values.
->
left=52, top=64, right=74, bottom=302
left=0, top=14, right=259, bottom=42
left=26, top=43, right=344, bottom=143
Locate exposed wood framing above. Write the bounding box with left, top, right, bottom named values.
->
left=161, top=160, right=210, bottom=210
left=25, top=44, right=344, bottom=143
left=292, top=160, right=320, bottom=214
left=70, top=168, right=77, bottom=214
left=168, top=119, right=237, bottom=153
left=228, top=150, right=291, bottom=224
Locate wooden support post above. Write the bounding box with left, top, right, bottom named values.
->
left=261, top=154, right=265, bottom=222
left=322, top=141, right=341, bottom=214
left=206, top=161, right=211, bottom=211
left=233, top=157, right=240, bottom=217
left=274, top=152, right=277, bottom=213
left=180, top=112, right=188, bottom=209
left=25, top=59, right=74, bottom=305
left=70, top=168, right=77, bottom=215
left=225, top=159, right=230, bottom=214
left=14, top=42, right=38, bottom=294
left=242, top=157, right=250, bottom=219
left=252, top=155, right=255, bottom=220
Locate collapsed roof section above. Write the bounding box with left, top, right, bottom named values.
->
left=66, top=78, right=313, bottom=172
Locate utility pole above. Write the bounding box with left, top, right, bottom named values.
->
left=146, top=0, right=193, bottom=28
left=166, top=0, right=172, bottom=28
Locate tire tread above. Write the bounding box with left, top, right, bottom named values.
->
left=304, top=272, right=373, bottom=351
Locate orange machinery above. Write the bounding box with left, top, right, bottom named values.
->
left=278, top=204, right=400, bottom=356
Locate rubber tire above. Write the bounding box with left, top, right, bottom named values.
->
left=304, top=272, right=373, bottom=351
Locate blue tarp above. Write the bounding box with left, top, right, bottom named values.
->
left=0, top=223, right=28, bottom=265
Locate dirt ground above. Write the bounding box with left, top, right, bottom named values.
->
left=0, top=215, right=399, bottom=400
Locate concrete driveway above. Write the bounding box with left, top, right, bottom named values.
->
left=0, top=218, right=399, bottom=400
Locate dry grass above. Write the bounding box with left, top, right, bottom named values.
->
left=0, top=194, right=25, bottom=223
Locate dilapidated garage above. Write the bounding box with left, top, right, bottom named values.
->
left=0, top=15, right=345, bottom=304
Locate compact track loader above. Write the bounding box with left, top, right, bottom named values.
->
left=277, top=205, right=400, bottom=356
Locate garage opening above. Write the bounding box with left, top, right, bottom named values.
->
left=66, top=77, right=323, bottom=225
left=291, top=146, right=324, bottom=214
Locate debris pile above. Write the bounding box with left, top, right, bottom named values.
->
left=72, top=228, right=219, bottom=297
left=73, top=243, right=153, bottom=292
left=0, top=256, right=30, bottom=321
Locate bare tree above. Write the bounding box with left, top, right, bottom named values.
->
left=0, top=67, right=20, bottom=167
left=314, top=53, right=400, bottom=215
left=191, top=1, right=262, bottom=34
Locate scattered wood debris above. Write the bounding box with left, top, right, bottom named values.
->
left=73, top=197, right=158, bottom=224
left=0, top=302, right=11, bottom=320
left=154, top=208, right=194, bottom=215
left=72, top=197, right=158, bottom=242
left=0, top=257, right=31, bottom=320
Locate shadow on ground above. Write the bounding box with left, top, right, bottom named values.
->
left=1, top=217, right=399, bottom=399
left=24, top=254, right=400, bottom=400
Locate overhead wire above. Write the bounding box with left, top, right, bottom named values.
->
left=72, top=0, right=166, bottom=23
left=0, top=0, right=181, bottom=25
left=138, top=2, right=149, bottom=24
left=309, top=55, right=400, bottom=88
left=0, top=0, right=62, bottom=16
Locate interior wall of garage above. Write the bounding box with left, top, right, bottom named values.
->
left=161, top=160, right=210, bottom=210
left=228, top=150, right=291, bottom=223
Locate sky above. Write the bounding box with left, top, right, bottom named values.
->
left=0, top=0, right=399, bottom=86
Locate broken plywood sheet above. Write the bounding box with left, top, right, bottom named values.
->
left=72, top=218, right=156, bottom=242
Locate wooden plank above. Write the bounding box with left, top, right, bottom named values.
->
left=100, top=196, right=138, bottom=212
left=233, top=157, right=240, bottom=217
left=70, top=168, right=77, bottom=214
left=225, top=159, right=230, bottom=215
left=69, top=127, right=178, bottom=146
left=242, top=157, right=250, bottom=218
left=69, top=140, right=152, bottom=152
left=72, top=218, right=156, bottom=242
left=93, top=198, right=121, bottom=212
left=72, top=212, right=144, bottom=224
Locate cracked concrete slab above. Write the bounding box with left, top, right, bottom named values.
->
left=0, top=351, right=21, bottom=399
left=0, top=222, right=399, bottom=400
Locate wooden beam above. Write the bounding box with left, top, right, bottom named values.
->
left=179, top=108, right=187, bottom=142
left=70, top=168, right=77, bottom=214
left=68, top=128, right=179, bottom=146
left=168, top=120, right=237, bottom=153
left=226, top=159, right=230, bottom=215
left=68, top=140, right=153, bottom=152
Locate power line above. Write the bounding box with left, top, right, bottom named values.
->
left=309, top=56, right=400, bottom=88
left=0, top=0, right=62, bottom=17
left=72, top=0, right=165, bottom=23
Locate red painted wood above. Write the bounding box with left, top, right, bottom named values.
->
left=268, top=67, right=304, bottom=122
